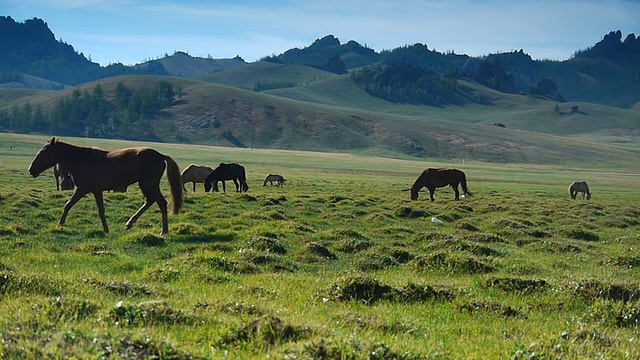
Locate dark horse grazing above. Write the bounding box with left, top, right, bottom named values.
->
left=409, top=168, right=472, bottom=202
left=204, top=163, right=249, bottom=193
left=28, top=137, right=183, bottom=235
left=263, top=174, right=285, bottom=187
left=569, top=181, right=591, bottom=200
left=53, top=163, right=75, bottom=191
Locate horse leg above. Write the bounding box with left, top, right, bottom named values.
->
left=192, top=182, right=196, bottom=192
left=126, top=199, right=156, bottom=230
left=452, top=184, right=460, bottom=200
left=233, top=179, right=239, bottom=192
left=59, top=190, right=87, bottom=227
left=427, top=186, right=436, bottom=202
left=154, top=193, right=169, bottom=235
left=92, top=191, right=109, bottom=234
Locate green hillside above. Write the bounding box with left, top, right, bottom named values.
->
left=265, top=75, right=640, bottom=140
left=197, top=61, right=336, bottom=91
left=3, top=73, right=637, bottom=168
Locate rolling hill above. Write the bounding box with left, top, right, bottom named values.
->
left=4, top=71, right=637, bottom=168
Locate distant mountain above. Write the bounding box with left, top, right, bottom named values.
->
left=0, top=16, right=170, bottom=86
left=483, top=32, right=640, bottom=108
left=144, top=51, right=247, bottom=77
left=275, top=33, right=640, bottom=108
left=277, top=35, right=379, bottom=70
left=1, top=16, right=639, bottom=109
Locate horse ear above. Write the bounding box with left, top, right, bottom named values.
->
left=48, top=136, right=57, bottom=144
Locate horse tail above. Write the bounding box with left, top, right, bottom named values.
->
left=461, top=173, right=472, bottom=197
left=164, top=155, right=183, bottom=214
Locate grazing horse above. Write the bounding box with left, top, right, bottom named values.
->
left=263, top=174, right=285, bottom=188
left=28, top=137, right=183, bottom=235
left=569, top=181, right=591, bottom=200
left=409, top=168, right=472, bottom=202
left=53, top=163, right=75, bottom=191
left=180, top=164, right=214, bottom=192
left=204, top=163, right=249, bottom=193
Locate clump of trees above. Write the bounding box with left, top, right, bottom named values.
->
left=351, top=63, right=464, bottom=106
left=0, top=81, right=181, bottom=140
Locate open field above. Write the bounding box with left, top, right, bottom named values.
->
left=1, top=133, right=639, bottom=358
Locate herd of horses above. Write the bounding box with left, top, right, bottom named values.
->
left=29, top=137, right=592, bottom=235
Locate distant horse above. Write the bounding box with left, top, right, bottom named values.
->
left=263, top=174, right=285, bottom=188
left=180, top=164, right=214, bottom=192
left=408, top=168, right=472, bottom=202
left=28, top=137, right=183, bottom=235
left=53, top=163, right=75, bottom=191
left=569, top=181, right=591, bottom=200
left=204, top=163, right=249, bottom=193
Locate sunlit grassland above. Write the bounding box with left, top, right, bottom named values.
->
left=1, top=133, right=639, bottom=359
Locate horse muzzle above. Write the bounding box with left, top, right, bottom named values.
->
left=28, top=166, right=40, bottom=178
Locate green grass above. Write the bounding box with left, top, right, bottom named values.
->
left=1, top=133, right=639, bottom=358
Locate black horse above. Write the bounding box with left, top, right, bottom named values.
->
left=204, top=163, right=249, bottom=193
left=409, top=168, right=472, bottom=202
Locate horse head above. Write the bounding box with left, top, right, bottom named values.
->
left=410, top=187, right=419, bottom=201
left=29, top=137, right=60, bottom=177
left=204, top=181, right=213, bottom=192
left=401, top=187, right=419, bottom=200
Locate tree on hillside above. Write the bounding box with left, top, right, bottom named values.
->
left=325, top=55, right=347, bottom=75
left=351, top=63, right=466, bottom=106
left=1, top=81, right=177, bottom=140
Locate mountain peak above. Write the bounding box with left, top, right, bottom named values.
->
left=309, top=35, right=341, bottom=49
left=576, top=30, right=640, bottom=65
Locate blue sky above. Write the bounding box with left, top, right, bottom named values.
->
left=3, top=0, right=639, bottom=66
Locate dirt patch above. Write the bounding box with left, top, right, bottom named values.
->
left=568, top=280, right=640, bottom=302
left=220, top=315, right=311, bottom=346
left=485, top=277, right=550, bottom=293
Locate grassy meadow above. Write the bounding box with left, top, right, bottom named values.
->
left=1, top=133, right=639, bottom=359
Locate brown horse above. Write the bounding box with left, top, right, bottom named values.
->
left=53, top=163, right=75, bottom=191
left=180, top=164, right=214, bottom=192
left=409, top=168, right=472, bottom=202
left=28, top=137, right=183, bottom=235
left=569, top=181, right=591, bottom=200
